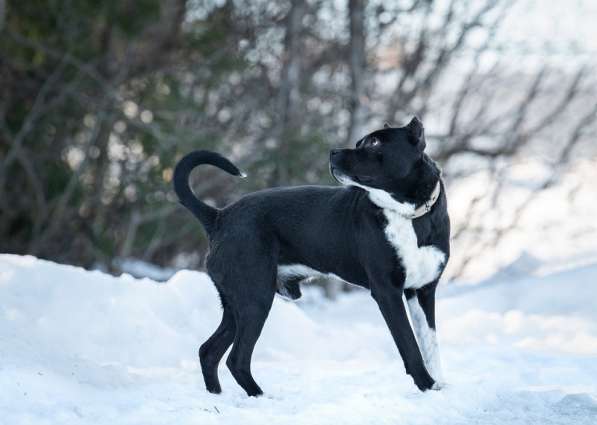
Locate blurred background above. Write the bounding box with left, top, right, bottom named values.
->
left=1, top=0, right=596, bottom=285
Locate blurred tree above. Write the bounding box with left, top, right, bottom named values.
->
left=0, top=0, right=242, bottom=268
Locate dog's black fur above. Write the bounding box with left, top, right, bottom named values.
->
left=174, top=117, right=450, bottom=397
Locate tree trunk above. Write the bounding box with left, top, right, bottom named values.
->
left=346, top=0, right=368, bottom=146
left=0, top=0, right=6, bottom=31
left=272, top=0, right=306, bottom=185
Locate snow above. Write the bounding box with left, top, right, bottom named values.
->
left=2, top=254, right=597, bottom=424
left=111, top=257, right=177, bottom=282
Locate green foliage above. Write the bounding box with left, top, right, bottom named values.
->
left=1, top=1, right=255, bottom=267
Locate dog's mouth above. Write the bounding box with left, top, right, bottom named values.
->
left=352, top=175, right=375, bottom=184
left=330, top=166, right=375, bottom=187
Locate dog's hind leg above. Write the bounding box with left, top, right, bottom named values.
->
left=225, top=272, right=276, bottom=397
left=199, top=297, right=236, bottom=394
left=405, top=281, right=444, bottom=385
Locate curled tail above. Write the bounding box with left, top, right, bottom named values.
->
left=173, top=150, right=245, bottom=235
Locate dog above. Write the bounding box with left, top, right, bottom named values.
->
left=173, top=117, right=450, bottom=396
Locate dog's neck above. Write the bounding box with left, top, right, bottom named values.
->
left=338, top=172, right=442, bottom=219
left=364, top=180, right=442, bottom=219
left=409, top=180, right=441, bottom=219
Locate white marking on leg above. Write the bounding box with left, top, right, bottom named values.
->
left=407, top=296, right=444, bottom=385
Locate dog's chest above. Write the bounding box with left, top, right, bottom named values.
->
left=381, top=209, right=445, bottom=289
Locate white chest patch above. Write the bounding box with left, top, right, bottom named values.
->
left=381, top=208, right=445, bottom=288
left=339, top=176, right=445, bottom=289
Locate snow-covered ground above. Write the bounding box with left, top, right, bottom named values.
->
left=1, top=254, right=597, bottom=425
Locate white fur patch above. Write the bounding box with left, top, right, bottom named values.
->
left=407, top=296, right=444, bottom=384
left=278, top=264, right=320, bottom=279
left=382, top=208, right=445, bottom=289
left=338, top=176, right=445, bottom=289
left=336, top=176, right=416, bottom=217
left=277, top=264, right=345, bottom=284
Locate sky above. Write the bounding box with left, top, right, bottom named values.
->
left=498, top=0, right=597, bottom=60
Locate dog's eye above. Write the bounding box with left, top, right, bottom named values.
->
left=370, top=138, right=380, bottom=147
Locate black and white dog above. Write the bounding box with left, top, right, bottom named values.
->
left=173, top=117, right=450, bottom=397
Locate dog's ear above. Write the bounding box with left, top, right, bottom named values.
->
left=405, top=116, right=425, bottom=147
left=383, top=122, right=391, bottom=129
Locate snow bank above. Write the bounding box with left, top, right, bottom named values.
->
left=1, top=254, right=597, bottom=424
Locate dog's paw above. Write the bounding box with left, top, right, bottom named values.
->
left=412, top=372, right=436, bottom=392
left=431, top=381, right=446, bottom=391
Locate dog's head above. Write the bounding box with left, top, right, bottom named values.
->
left=330, top=117, right=440, bottom=208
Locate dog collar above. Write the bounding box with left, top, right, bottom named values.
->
left=410, top=180, right=441, bottom=219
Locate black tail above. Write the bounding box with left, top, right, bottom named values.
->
left=173, top=150, right=245, bottom=235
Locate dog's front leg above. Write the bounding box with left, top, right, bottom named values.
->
left=405, top=282, right=444, bottom=386
left=370, top=281, right=436, bottom=391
